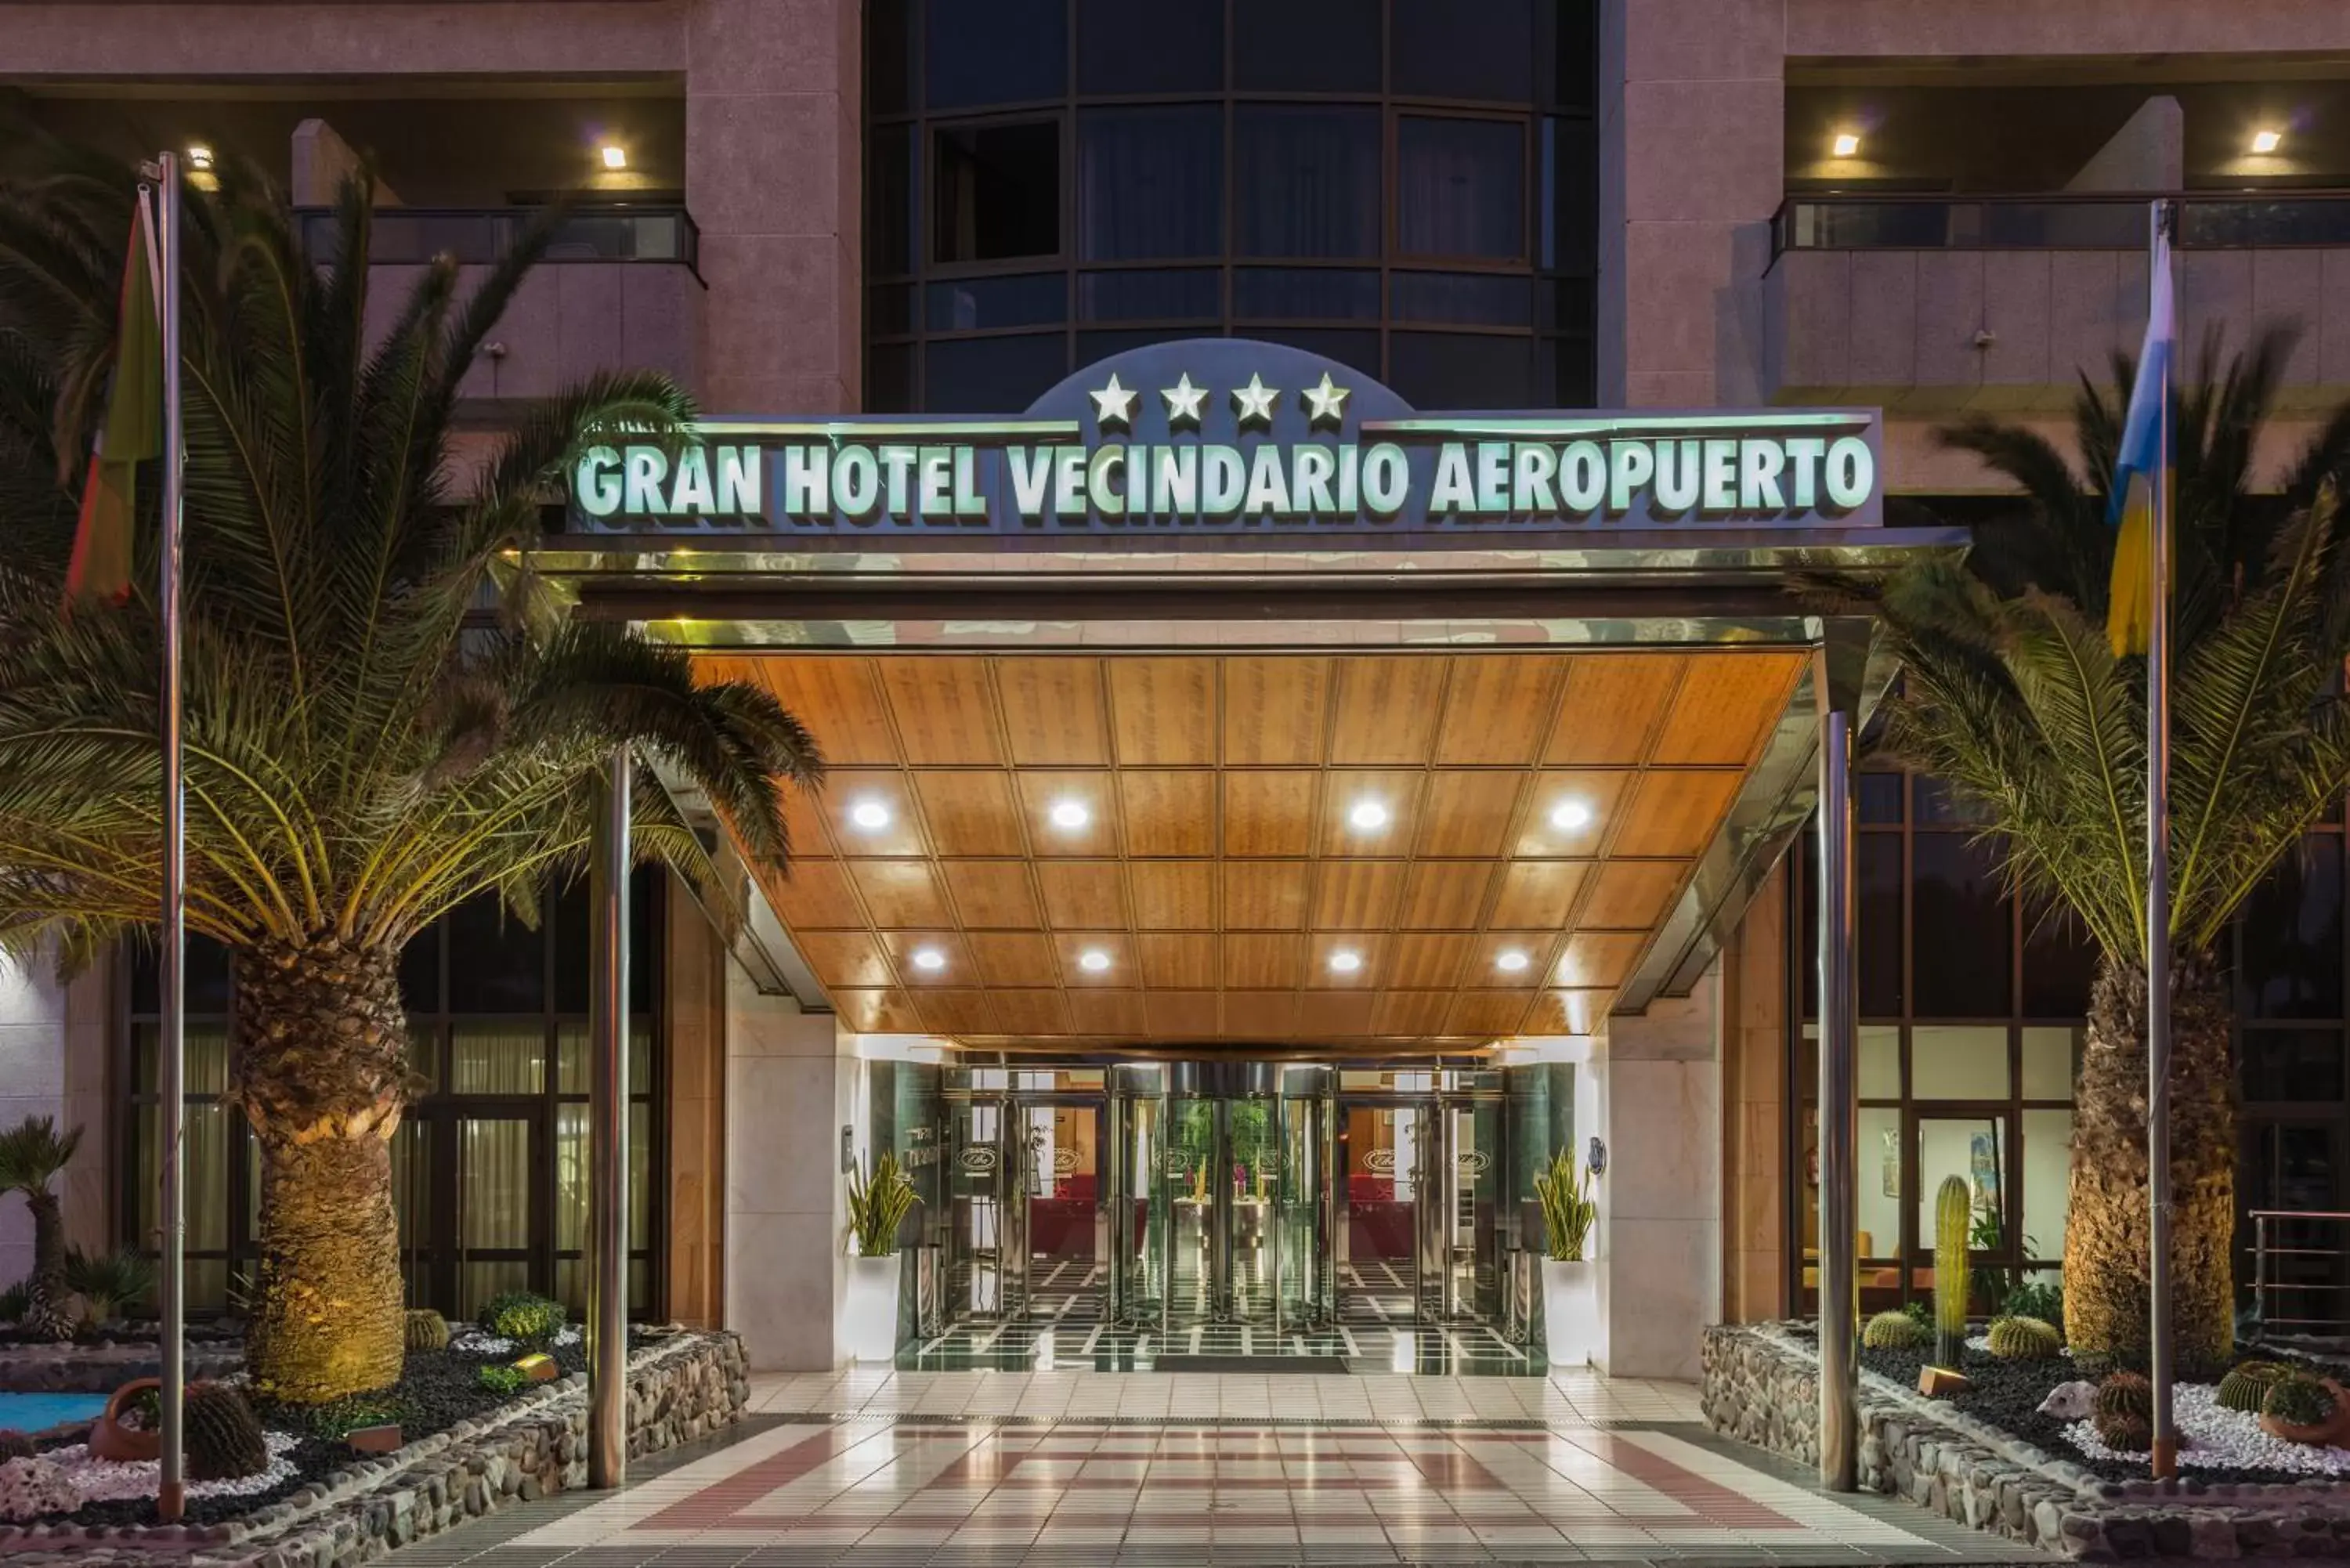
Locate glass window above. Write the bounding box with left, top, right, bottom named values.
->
left=2021, top=905, right=2098, bottom=1017
left=2019, top=1026, right=2078, bottom=1100
left=926, top=0, right=1065, bottom=109
left=867, top=342, right=916, bottom=412
left=1860, top=1024, right=1901, bottom=1099
left=1911, top=1025, right=2010, bottom=1100
left=1858, top=833, right=1904, bottom=1017
left=868, top=0, right=915, bottom=116
left=1233, top=267, right=1381, bottom=320
left=1856, top=1104, right=1902, bottom=1260
left=132, top=932, right=232, bottom=1013
left=2243, top=833, right=2344, bottom=1019
left=1911, top=833, right=2011, bottom=1017
left=1391, top=0, right=1533, bottom=101
left=1398, top=117, right=1524, bottom=259
left=451, top=1021, right=548, bottom=1096
left=868, top=125, right=916, bottom=276
left=1387, top=332, right=1532, bottom=410
left=1246, top=327, right=1381, bottom=378
left=1079, top=0, right=1221, bottom=94
left=925, top=334, right=1070, bottom=412
left=1078, top=268, right=1220, bottom=323
left=446, top=894, right=546, bottom=1012
left=399, top=930, right=441, bottom=1014
left=1540, top=115, right=1597, bottom=274
left=1856, top=772, right=1904, bottom=824
left=2242, top=1029, right=2346, bottom=1103
left=1390, top=273, right=1533, bottom=325
left=1078, top=107, right=1223, bottom=262
left=927, top=273, right=1068, bottom=331
left=1913, top=775, right=1994, bottom=826
left=555, top=1021, right=655, bottom=1097
left=933, top=121, right=1061, bottom=264
left=1235, top=0, right=1380, bottom=92
left=869, top=283, right=918, bottom=334
left=1915, top=1112, right=2008, bottom=1254
left=2020, top=1108, right=2072, bottom=1261
left=1236, top=107, right=1382, bottom=258
left=1076, top=327, right=1195, bottom=363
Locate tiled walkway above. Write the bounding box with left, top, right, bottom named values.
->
left=395, top=1370, right=2052, bottom=1566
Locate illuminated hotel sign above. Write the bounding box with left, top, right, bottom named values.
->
left=571, top=338, right=1882, bottom=537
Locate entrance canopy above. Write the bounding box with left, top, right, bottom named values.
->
left=530, top=339, right=1961, bottom=1050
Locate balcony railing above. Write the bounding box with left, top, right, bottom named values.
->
left=1774, top=191, right=2350, bottom=258
left=293, top=205, right=700, bottom=273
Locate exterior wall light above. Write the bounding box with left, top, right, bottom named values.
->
left=601, top=144, right=628, bottom=170
left=1831, top=132, right=1860, bottom=158
left=2251, top=128, right=2283, bottom=154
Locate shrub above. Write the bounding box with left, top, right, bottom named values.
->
left=2093, top=1408, right=2152, bottom=1453
left=2216, top=1360, right=2289, bottom=1414
left=2264, top=1372, right=2337, bottom=1429
left=1862, top=1310, right=1926, bottom=1350
left=404, top=1308, right=450, bottom=1352
left=0, top=1433, right=31, bottom=1463
left=299, top=1394, right=406, bottom=1443
left=478, top=1291, right=565, bottom=1344
left=475, top=1364, right=527, bottom=1396
left=2001, top=1277, right=2064, bottom=1328
left=1900, top=1299, right=1931, bottom=1332
left=2094, top=1371, right=2151, bottom=1423
left=1986, top=1315, right=2061, bottom=1360
left=185, top=1382, right=268, bottom=1482
left=63, top=1247, right=155, bottom=1325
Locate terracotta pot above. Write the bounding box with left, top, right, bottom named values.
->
left=89, top=1376, right=161, bottom=1463
left=2258, top=1377, right=2350, bottom=1447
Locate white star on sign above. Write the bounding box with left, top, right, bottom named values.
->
left=1161, top=374, right=1208, bottom=429
left=1090, top=373, right=1137, bottom=430
left=1300, top=372, right=1350, bottom=428
left=1231, top=373, right=1279, bottom=429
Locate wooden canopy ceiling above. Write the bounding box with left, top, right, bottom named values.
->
left=693, top=650, right=1805, bottom=1053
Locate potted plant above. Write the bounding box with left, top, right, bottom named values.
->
left=844, top=1151, right=919, bottom=1363
left=1534, top=1146, right=1600, bottom=1366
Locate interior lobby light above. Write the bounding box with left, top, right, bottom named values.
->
left=1078, top=948, right=1112, bottom=973
left=848, top=798, right=891, bottom=831
left=2251, top=128, right=2283, bottom=154
left=1329, top=948, right=1364, bottom=974
left=1549, top=799, right=1593, bottom=830
left=1495, top=949, right=1530, bottom=974
left=1347, top=799, right=1390, bottom=831
left=1831, top=132, right=1860, bottom=158
left=1049, top=798, right=1090, bottom=829
left=911, top=947, right=946, bottom=972
left=601, top=143, right=628, bottom=170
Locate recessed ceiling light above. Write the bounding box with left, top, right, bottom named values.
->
left=1549, top=800, right=1593, bottom=831
left=1049, top=798, right=1090, bottom=830
left=1078, top=948, right=1112, bottom=973
left=1495, top=949, right=1530, bottom=973
left=601, top=143, right=628, bottom=170
left=2251, top=128, right=2283, bottom=154
left=848, top=798, right=891, bottom=831
left=911, top=947, right=946, bottom=972
left=186, top=144, right=215, bottom=172
left=1329, top=948, right=1364, bottom=974
left=1831, top=132, right=1860, bottom=158
left=1347, top=799, right=1390, bottom=831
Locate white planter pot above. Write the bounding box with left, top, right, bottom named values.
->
left=844, top=1252, right=904, bottom=1363
left=1541, top=1257, right=1600, bottom=1367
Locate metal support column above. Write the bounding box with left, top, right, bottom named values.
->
left=588, top=746, right=631, bottom=1490
left=1816, top=684, right=1860, bottom=1491
left=154, top=148, right=188, bottom=1527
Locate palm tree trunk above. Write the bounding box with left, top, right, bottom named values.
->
left=231, top=937, right=410, bottom=1404
left=2065, top=949, right=2236, bottom=1376
left=20, top=1188, right=75, bottom=1340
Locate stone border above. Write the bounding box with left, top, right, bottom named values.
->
left=0, top=1330, right=748, bottom=1566
left=1704, top=1322, right=2350, bottom=1561
left=0, top=1339, right=244, bottom=1396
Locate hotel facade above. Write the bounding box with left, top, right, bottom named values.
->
left=5, top=0, right=2350, bottom=1380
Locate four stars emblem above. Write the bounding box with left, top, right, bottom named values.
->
left=1088, top=370, right=1352, bottom=433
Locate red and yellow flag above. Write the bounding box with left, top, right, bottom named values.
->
left=65, top=190, right=162, bottom=610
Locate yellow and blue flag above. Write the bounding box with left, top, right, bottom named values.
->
left=2105, top=220, right=2173, bottom=657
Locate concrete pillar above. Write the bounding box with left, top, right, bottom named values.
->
left=2065, top=97, right=2184, bottom=192
left=1721, top=862, right=1790, bottom=1323
left=684, top=0, right=862, bottom=414
left=1596, top=967, right=1723, bottom=1380
left=1599, top=0, right=1787, bottom=408
left=664, top=887, right=728, bottom=1328
left=721, top=962, right=851, bottom=1369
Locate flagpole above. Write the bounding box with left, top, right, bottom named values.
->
left=154, top=148, right=189, bottom=1525
left=2146, top=195, right=2177, bottom=1485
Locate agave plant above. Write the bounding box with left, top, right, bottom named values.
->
left=0, top=141, right=822, bottom=1400
left=1829, top=324, right=2350, bottom=1374
left=0, top=1115, right=85, bottom=1341
left=63, top=1245, right=157, bottom=1325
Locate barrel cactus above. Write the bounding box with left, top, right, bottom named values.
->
left=2217, top=1360, right=2289, bottom=1414
left=1986, top=1315, right=2060, bottom=1360
left=2093, top=1408, right=2152, bottom=1452
left=185, top=1382, right=268, bottom=1482
left=404, top=1308, right=450, bottom=1352
left=1862, top=1310, right=1926, bottom=1350
left=2095, top=1370, right=2152, bottom=1423
left=1932, top=1176, right=1970, bottom=1366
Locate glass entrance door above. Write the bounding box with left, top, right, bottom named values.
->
left=1013, top=1100, right=1105, bottom=1321
left=1340, top=1101, right=1424, bottom=1321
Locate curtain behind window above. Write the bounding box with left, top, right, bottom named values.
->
left=1235, top=106, right=1381, bottom=258
left=1079, top=107, right=1224, bottom=262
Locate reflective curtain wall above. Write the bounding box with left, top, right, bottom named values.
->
left=865, top=0, right=1599, bottom=414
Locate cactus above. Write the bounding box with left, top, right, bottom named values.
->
left=1862, top=1310, right=1926, bottom=1350
left=2093, top=1408, right=2151, bottom=1452
left=2216, top=1360, right=2289, bottom=1414
left=1932, top=1175, right=1971, bottom=1365
left=1985, top=1315, right=2060, bottom=1360
left=2264, top=1372, right=2336, bottom=1429
left=184, top=1382, right=267, bottom=1482
left=404, top=1308, right=450, bottom=1352
left=2095, top=1371, right=2152, bottom=1423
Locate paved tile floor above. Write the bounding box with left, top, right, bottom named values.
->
left=396, top=1370, right=2053, bottom=1567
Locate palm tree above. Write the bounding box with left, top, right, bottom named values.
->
left=0, top=1115, right=85, bottom=1341
left=0, top=145, right=821, bottom=1401
left=1836, top=326, right=2350, bottom=1374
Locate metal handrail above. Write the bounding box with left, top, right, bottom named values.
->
left=2249, top=1210, right=2350, bottom=1331
left=291, top=204, right=701, bottom=271
left=1773, top=190, right=2350, bottom=258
